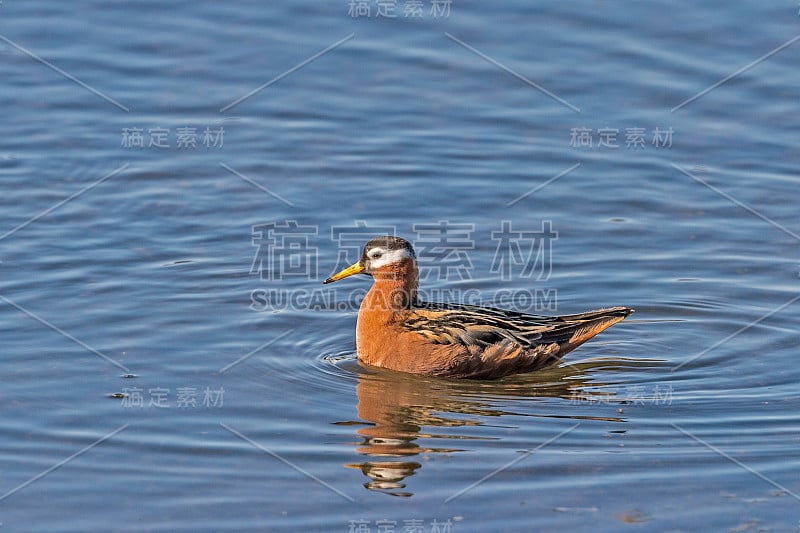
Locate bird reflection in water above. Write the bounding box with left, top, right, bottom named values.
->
left=339, top=357, right=654, bottom=497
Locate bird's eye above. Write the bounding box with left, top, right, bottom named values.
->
left=371, top=251, right=382, bottom=259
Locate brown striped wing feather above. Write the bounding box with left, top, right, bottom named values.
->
left=400, top=302, right=633, bottom=378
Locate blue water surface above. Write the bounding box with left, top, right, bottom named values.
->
left=1, top=1, right=799, bottom=531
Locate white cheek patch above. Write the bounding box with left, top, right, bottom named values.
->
left=367, top=247, right=411, bottom=270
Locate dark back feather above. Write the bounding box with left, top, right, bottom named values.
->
left=402, top=301, right=632, bottom=350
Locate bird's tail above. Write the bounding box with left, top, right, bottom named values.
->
left=554, top=306, right=633, bottom=355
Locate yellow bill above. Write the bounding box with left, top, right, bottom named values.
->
left=323, top=261, right=365, bottom=284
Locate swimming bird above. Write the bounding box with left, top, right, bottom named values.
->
left=324, top=236, right=632, bottom=379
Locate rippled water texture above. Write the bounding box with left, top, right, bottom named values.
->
left=1, top=1, right=799, bottom=532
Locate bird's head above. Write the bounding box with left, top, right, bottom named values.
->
left=324, top=236, right=417, bottom=284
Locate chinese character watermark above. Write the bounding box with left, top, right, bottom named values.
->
left=348, top=0, right=452, bottom=19
left=249, top=220, right=559, bottom=312
left=569, top=126, right=673, bottom=150
left=121, top=126, right=225, bottom=149
left=118, top=386, right=225, bottom=408
left=346, top=518, right=453, bottom=533
left=569, top=384, right=673, bottom=406
left=413, top=221, right=474, bottom=282
left=490, top=220, right=557, bottom=282
left=251, top=221, right=318, bottom=281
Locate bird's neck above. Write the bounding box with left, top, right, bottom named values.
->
left=363, top=260, right=418, bottom=314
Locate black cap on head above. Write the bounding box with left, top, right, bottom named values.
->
left=361, top=236, right=415, bottom=261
